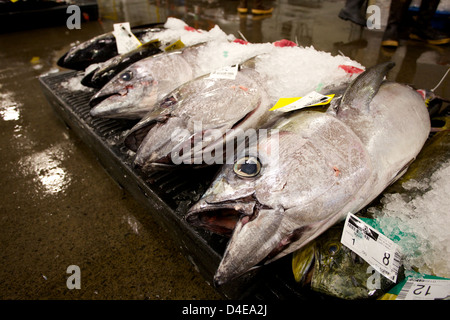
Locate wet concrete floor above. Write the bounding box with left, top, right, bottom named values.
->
left=0, top=0, right=449, bottom=300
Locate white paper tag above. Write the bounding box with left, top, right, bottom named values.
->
left=341, top=213, right=402, bottom=282
left=208, top=64, right=239, bottom=80
left=270, top=91, right=333, bottom=112
left=397, top=278, right=450, bottom=300
left=113, top=22, right=142, bottom=54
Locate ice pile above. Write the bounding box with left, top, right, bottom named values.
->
left=142, top=17, right=365, bottom=98
left=61, top=74, right=94, bottom=92
left=142, top=17, right=235, bottom=46
left=192, top=41, right=273, bottom=75
left=191, top=41, right=364, bottom=102
left=368, top=159, right=450, bottom=278
left=254, top=46, right=363, bottom=100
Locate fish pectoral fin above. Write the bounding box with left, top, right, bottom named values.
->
left=230, top=107, right=258, bottom=130
left=388, top=157, right=416, bottom=186
left=124, top=113, right=172, bottom=152
left=338, top=61, right=395, bottom=114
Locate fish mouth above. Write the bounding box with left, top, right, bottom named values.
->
left=89, top=92, right=119, bottom=108
left=292, top=241, right=316, bottom=285
left=81, top=67, right=102, bottom=89
left=89, top=82, right=135, bottom=108
left=186, top=208, right=242, bottom=236
left=57, top=52, right=68, bottom=68
left=186, top=194, right=264, bottom=236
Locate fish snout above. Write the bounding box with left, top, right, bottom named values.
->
left=213, top=207, right=284, bottom=286
left=89, top=81, right=134, bottom=108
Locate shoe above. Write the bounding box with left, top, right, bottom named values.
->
left=381, top=24, right=399, bottom=47
left=237, top=0, right=248, bottom=13
left=410, top=28, right=450, bottom=45
left=237, top=7, right=248, bottom=13
left=251, top=6, right=273, bottom=15
left=381, top=39, right=399, bottom=47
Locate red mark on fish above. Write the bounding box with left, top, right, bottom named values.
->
left=233, top=39, right=249, bottom=45
left=339, top=65, right=364, bottom=74
left=333, top=166, right=341, bottom=177
left=273, top=39, right=297, bottom=47
left=184, top=26, right=201, bottom=33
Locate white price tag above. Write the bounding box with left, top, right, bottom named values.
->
left=208, top=64, right=239, bottom=80
left=113, top=22, right=142, bottom=54
left=341, top=213, right=402, bottom=282
left=269, top=91, right=334, bottom=112
left=397, top=278, right=450, bottom=300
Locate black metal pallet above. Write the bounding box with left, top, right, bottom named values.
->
left=39, top=70, right=330, bottom=300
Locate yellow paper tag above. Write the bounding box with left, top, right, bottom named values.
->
left=164, top=39, right=186, bottom=52
left=270, top=93, right=334, bottom=112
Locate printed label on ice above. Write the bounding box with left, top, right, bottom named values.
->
left=341, top=213, right=402, bottom=283
left=164, top=39, right=185, bottom=52
left=270, top=91, right=334, bottom=112
left=397, top=278, right=450, bottom=300
left=209, top=64, right=239, bottom=80
left=113, top=22, right=142, bottom=54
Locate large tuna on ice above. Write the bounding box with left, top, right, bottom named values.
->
left=89, top=44, right=204, bottom=120
left=123, top=62, right=276, bottom=170
left=185, top=62, right=431, bottom=285
left=88, top=41, right=274, bottom=120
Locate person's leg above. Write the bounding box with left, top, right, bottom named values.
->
left=381, top=0, right=412, bottom=47
left=409, top=0, right=450, bottom=45
left=251, top=0, right=274, bottom=15
left=237, top=0, right=248, bottom=13
left=338, top=0, right=368, bottom=26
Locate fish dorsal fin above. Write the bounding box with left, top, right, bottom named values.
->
left=338, top=61, right=395, bottom=114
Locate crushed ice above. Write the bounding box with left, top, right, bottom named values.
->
left=369, top=159, right=450, bottom=278
left=60, top=73, right=94, bottom=92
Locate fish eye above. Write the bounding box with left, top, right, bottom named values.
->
left=233, top=156, right=261, bottom=178
left=120, top=70, right=133, bottom=81
left=328, top=244, right=340, bottom=255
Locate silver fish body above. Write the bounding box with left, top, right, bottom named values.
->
left=186, top=62, right=431, bottom=285
left=292, top=119, right=450, bottom=300
left=124, top=66, right=275, bottom=170
left=89, top=45, right=203, bottom=120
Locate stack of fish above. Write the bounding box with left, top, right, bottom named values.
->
left=57, top=17, right=436, bottom=298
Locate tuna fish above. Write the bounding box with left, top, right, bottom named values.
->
left=57, top=26, right=163, bottom=71
left=292, top=223, right=395, bottom=299
left=186, top=62, right=431, bottom=285
left=123, top=62, right=277, bottom=170
left=88, top=41, right=274, bottom=120
left=81, top=40, right=163, bottom=89
left=89, top=44, right=205, bottom=120
left=292, top=119, right=450, bottom=299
